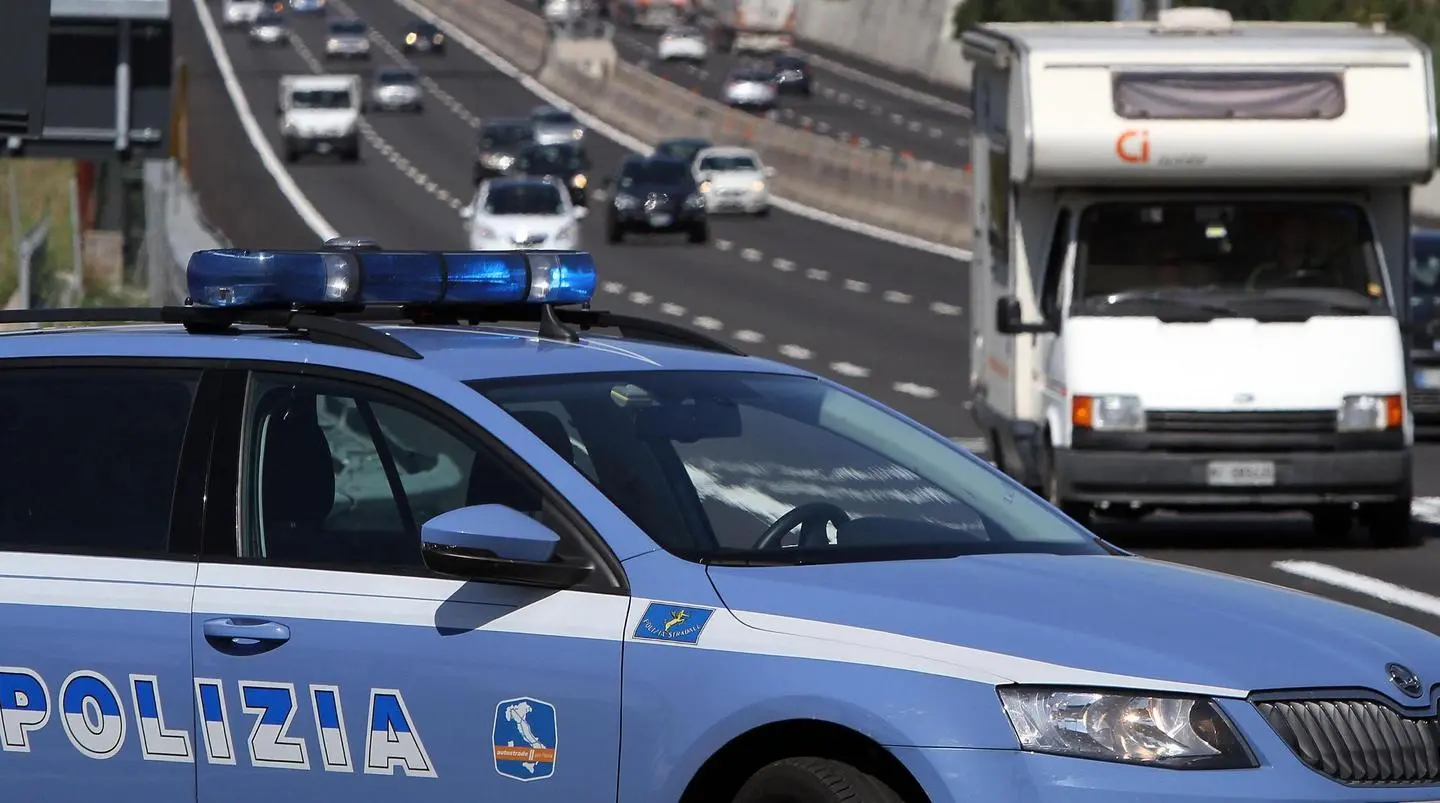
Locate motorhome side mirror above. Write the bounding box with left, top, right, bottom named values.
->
left=995, top=296, right=1057, bottom=335
left=420, top=504, right=593, bottom=587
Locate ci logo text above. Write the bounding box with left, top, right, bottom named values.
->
left=1115, top=130, right=1149, bottom=164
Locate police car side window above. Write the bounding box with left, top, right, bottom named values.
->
left=0, top=367, right=197, bottom=556
left=243, top=374, right=565, bottom=572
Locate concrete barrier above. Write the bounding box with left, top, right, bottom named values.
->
left=415, top=0, right=975, bottom=247
left=793, top=0, right=971, bottom=91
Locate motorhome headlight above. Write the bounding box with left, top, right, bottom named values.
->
left=1072, top=394, right=1144, bottom=432
left=1337, top=394, right=1403, bottom=432
left=998, top=687, right=1255, bottom=770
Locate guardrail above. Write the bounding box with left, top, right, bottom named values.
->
left=411, top=0, right=975, bottom=248
left=141, top=159, right=229, bottom=305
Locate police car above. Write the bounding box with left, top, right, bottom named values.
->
left=3, top=240, right=1440, bottom=803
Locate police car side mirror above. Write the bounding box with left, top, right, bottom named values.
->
left=420, top=504, right=593, bottom=588
left=995, top=295, right=1057, bottom=336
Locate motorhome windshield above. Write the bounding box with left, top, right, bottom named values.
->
left=1070, top=200, right=1388, bottom=320
left=290, top=89, right=352, bottom=109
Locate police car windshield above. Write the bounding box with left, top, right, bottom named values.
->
left=474, top=372, right=1108, bottom=564
left=484, top=183, right=564, bottom=215
left=291, top=90, right=351, bottom=109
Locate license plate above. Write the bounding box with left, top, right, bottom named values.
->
left=1417, top=369, right=1440, bottom=389
left=648, top=214, right=672, bottom=227
left=315, top=142, right=333, bottom=153
left=1207, top=461, right=1275, bottom=486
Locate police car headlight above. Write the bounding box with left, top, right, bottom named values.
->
left=614, top=193, right=640, bottom=210
left=1072, top=394, right=1144, bottom=432
left=998, top=688, right=1255, bottom=770
left=1338, top=394, right=1403, bottom=432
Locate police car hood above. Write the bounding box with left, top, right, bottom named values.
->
left=707, top=554, right=1440, bottom=698
left=475, top=214, right=571, bottom=234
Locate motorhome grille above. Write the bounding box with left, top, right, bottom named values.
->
left=1146, top=410, right=1335, bottom=434
left=1256, top=699, right=1440, bottom=784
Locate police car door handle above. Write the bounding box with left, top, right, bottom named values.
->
left=202, top=617, right=292, bottom=648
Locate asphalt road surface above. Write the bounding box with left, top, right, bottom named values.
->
left=179, top=0, right=1440, bottom=643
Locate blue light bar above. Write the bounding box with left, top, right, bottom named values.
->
left=184, top=249, right=597, bottom=309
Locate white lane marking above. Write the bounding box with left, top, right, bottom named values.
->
left=883, top=290, right=913, bottom=304
left=601, top=281, right=626, bottom=294
left=778, top=344, right=813, bottom=360
left=740, top=248, right=763, bottom=262
left=692, top=316, right=724, bottom=331
left=893, top=382, right=939, bottom=399
left=1272, top=561, right=1440, bottom=618
left=733, top=329, right=765, bottom=344
left=829, top=361, right=870, bottom=378
left=842, top=279, right=869, bottom=293
left=395, top=0, right=972, bottom=260
left=715, top=239, right=734, bottom=251
left=930, top=301, right=962, bottom=316
left=628, top=291, right=653, bottom=305
left=804, top=268, right=829, bottom=281
left=189, top=0, right=338, bottom=240
left=659, top=302, right=686, bottom=316
left=772, top=258, right=796, bottom=272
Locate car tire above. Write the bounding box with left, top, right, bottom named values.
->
left=687, top=224, right=709, bottom=244
left=340, top=142, right=360, bottom=163
left=1039, top=441, right=1091, bottom=525
left=733, top=758, right=902, bottom=803
left=607, top=224, right=624, bottom=244
left=754, top=206, right=770, bottom=218
left=1362, top=499, right=1421, bottom=548
left=283, top=144, right=300, bottom=163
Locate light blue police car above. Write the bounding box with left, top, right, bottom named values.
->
left=3, top=240, right=1440, bottom=803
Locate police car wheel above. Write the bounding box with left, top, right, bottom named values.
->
left=733, top=757, right=903, bottom=803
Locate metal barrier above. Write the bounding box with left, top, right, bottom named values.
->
left=140, top=159, right=229, bottom=305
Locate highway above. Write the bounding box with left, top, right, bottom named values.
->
left=177, top=0, right=1440, bottom=638
left=546, top=2, right=973, bottom=167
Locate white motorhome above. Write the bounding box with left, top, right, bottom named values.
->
left=962, top=8, right=1437, bottom=546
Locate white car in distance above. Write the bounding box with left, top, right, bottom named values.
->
left=222, top=0, right=264, bottom=27
left=693, top=146, right=773, bottom=216
left=248, top=10, right=289, bottom=46
left=460, top=177, right=587, bottom=251
left=721, top=68, right=778, bottom=112
left=657, top=25, right=709, bottom=62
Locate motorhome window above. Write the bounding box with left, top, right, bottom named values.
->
left=1071, top=201, right=1386, bottom=316
left=1040, top=209, right=1072, bottom=320
left=1112, top=72, right=1344, bottom=120
left=290, top=90, right=351, bottom=109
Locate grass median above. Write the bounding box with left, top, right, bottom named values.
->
left=0, top=159, right=78, bottom=307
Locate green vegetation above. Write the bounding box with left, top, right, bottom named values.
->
left=0, top=159, right=79, bottom=308
left=953, top=0, right=1440, bottom=88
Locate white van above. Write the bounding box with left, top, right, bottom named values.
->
left=962, top=8, right=1437, bottom=546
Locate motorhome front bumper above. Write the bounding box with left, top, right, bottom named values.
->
left=1055, top=448, right=1411, bottom=508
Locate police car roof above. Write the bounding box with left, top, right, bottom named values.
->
left=0, top=321, right=810, bottom=383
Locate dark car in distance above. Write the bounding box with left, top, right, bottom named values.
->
left=508, top=142, right=593, bottom=206
left=653, top=137, right=712, bottom=166
left=473, top=119, right=534, bottom=184
left=402, top=19, right=445, bottom=54
left=605, top=155, right=708, bottom=244
left=1411, top=228, right=1440, bottom=430
left=769, top=52, right=812, bottom=97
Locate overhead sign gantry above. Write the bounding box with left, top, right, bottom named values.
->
left=0, top=0, right=172, bottom=160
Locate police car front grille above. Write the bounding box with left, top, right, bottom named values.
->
left=1256, top=698, right=1440, bottom=784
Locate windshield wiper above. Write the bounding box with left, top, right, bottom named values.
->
left=1253, top=288, right=1376, bottom=315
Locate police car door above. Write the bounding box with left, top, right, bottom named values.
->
left=0, top=363, right=215, bottom=802
left=190, top=370, right=626, bottom=803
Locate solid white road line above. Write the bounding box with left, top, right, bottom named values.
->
left=1272, top=561, right=1440, bottom=618
left=190, top=0, right=338, bottom=241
